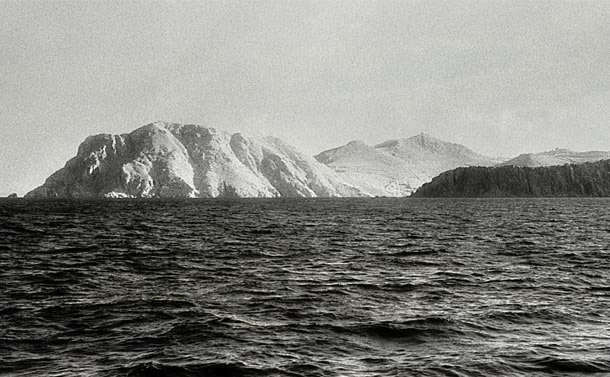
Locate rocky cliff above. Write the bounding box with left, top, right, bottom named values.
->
left=315, top=133, right=501, bottom=196
left=26, top=122, right=364, bottom=198
left=412, top=160, right=610, bottom=197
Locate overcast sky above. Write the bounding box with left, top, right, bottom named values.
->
left=2, top=0, right=610, bottom=195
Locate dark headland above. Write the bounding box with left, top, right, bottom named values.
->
left=412, top=159, right=610, bottom=197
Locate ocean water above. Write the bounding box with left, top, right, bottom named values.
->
left=1, top=198, right=610, bottom=376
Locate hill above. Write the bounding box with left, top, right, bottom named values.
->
left=26, top=122, right=364, bottom=198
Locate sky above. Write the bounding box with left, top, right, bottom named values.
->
left=2, top=0, right=610, bottom=196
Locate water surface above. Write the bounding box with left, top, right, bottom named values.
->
left=1, top=198, right=609, bottom=376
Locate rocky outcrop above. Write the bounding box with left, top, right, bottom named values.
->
left=412, top=160, right=610, bottom=197
left=25, top=122, right=364, bottom=198
left=315, top=133, right=501, bottom=196
left=7, top=193, right=18, bottom=198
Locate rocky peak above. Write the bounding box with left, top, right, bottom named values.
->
left=25, top=123, right=364, bottom=198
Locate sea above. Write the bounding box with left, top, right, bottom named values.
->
left=1, top=198, right=609, bottom=376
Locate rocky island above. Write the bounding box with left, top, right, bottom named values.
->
left=412, top=159, right=610, bottom=197
left=25, top=122, right=365, bottom=198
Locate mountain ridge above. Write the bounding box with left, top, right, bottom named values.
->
left=315, top=133, right=501, bottom=196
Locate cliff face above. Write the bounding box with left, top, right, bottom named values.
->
left=412, top=160, right=610, bottom=197
left=25, top=122, right=364, bottom=198
left=315, top=133, right=501, bottom=196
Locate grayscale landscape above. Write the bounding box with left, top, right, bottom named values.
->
left=2, top=1, right=610, bottom=376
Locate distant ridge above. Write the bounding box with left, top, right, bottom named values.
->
left=498, top=148, right=610, bottom=167
left=315, top=133, right=501, bottom=196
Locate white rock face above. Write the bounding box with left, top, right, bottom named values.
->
left=497, top=148, right=610, bottom=167
left=315, top=133, right=501, bottom=196
left=26, top=122, right=364, bottom=198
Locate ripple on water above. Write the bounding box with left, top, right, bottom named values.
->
left=1, top=198, right=610, bottom=376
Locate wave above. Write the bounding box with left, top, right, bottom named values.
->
left=300, top=317, right=461, bottom=342
left=115, top=360, right=333, bottom=377
left=117, top=361, right=267, bottom=377
left=533, top=356, right=610, bottom=374
left=355, top=324, right=449, bottom=342
left=0, top=222, right=49, bottom=235
left=482, top=308, right=575, bottom=324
